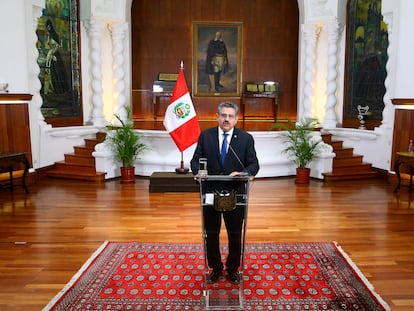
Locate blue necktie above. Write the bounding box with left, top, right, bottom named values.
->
left=221, top=133, right=228, bottom=165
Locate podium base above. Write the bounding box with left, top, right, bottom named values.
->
left=199, top=175, right=249, bottom=310
left=201, top=274, right=244, bottom=310
left=202, top=288, right=243, bottom=310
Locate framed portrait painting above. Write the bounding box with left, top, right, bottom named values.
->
left=193, top=21, right=242, bottom=97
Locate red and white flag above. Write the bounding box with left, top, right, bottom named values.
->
left=163, top=66, right=201, bottom=152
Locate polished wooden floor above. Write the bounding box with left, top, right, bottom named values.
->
left=1, top=176, right=414, bottom=310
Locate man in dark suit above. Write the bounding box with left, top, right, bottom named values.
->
left=191, top=101, right=259, bottom=284
left=205, top=31, right=228, bottom=92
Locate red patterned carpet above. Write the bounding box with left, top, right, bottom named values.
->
left=43, top=242, right=390, bottom=310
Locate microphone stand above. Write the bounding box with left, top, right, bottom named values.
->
left=228, top=144, right=247, bottom=172
left=229, top=144, right=253, bottom=180
left=175, top=151, right=189, bottom=174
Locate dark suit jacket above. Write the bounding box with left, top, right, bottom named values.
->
left=190, top=126, right=259, bottom=177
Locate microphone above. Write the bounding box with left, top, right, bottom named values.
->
left=228, top=143, right=249, bottom=176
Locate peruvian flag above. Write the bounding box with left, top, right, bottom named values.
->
left=163, top=66, right=201, bottom=152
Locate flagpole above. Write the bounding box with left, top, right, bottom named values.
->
left=175, top=151, right=189, bottom=174
left=175, top=60, right=189, bottom=174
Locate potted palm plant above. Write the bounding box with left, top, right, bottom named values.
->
left=271, top=118, right=322, bottom=184
left=106, top=107, right=147, bottom=183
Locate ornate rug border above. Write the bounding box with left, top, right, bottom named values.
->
left=42, top=241, right=391, bottom=311
left=42, top=241, right=110, bottom=311
left=332, top=242, right=390, bottom=310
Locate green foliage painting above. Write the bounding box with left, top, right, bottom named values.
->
left=344, top=0, right=388, bottom=121
left=36, top=0, right=81, bottom=119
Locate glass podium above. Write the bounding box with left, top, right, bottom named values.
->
left=197, top=174, right=250, bottom=310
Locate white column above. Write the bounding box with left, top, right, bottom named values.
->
left=27, top=2, right=49, bottom=171
left=322, top=22, right=342, bottom=128
left=380, top=12, right=394, bottom=129
left=108, top=22, right=128, bottom=123
left=27, top=4, right=46, bottom=125
left=301, top=24, right=321, bottom=120
left=84, top=19, right=107, bottom=127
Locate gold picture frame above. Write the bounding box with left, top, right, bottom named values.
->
left=192, top=21, right=242, bottom=97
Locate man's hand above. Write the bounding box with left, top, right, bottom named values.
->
left=230, top=171, right=254, bottom=181
left=229, top=171, right=241, bottom=177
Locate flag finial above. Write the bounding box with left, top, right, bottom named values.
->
left=180, top=61, right=183, bottom=69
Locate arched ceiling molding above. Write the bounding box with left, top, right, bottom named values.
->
left=297, top=0, right=345, bottom=25
left=80, top=0, right=128, bottom=22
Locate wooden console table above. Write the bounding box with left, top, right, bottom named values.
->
left=152, top=91, right=172, bottom=121
left=0, top=152, right=30, bottom=193
left=241, top=93, right=278, bottom=122
left=393, top=152, right=414, bottom=193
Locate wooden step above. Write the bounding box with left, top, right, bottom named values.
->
left=64, top=153, right=95, bottom=166
left=321, top=133, right=333, bottom=143
left=96, top=132, right=107, bottom=141
left=333, top=155, right=363, bottom=166
left=329, top=140, right=344, bottom=150
left=85, top=138, right=103, bottom=148
left=74, top=145, right=95, bottom=156
left=54, top=161, right=97, bottom=173
left=321, top=134, right=381, bottom=182
left=46, top=132, right=107, bottom=182
left=333, top=148, right=354, bottom=158
left=47, top=169, right=106, bottom=182
left=47, top=162, right=106, bottom=182
left=323, top=170, right=379, bottom=182
left=332, top=162, right=372, bottom=174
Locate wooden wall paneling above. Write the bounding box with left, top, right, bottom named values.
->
left=278, top=92, right=297, bottom=120
left=152, top=94, right=172, bottom=120
left=0, top=97, right=33, bottom=168
left=132, top=91, right=152, bottom=120
left=131, top=0, right=299, bottom=122
left=193, top=97, right=242, bottom=121
left=0, top=106, right=9, bottom=151
left=7, top=105, right=31, bottom=156
left=242, top=95, right=277, bottom=120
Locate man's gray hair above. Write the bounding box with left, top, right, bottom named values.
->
left=217, top=102, right=239, bottom=116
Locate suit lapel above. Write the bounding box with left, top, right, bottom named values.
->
left=213, top=127, right=221, bottom=164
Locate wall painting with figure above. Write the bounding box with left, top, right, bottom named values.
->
left=344, top=0, right=388, bottom=124
left=193, top=22, right=242, bottom=97
left=36, top=0, right=82, bottom=124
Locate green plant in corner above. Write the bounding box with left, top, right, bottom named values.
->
left=271, top=117, right=322, bottom=169
left=106, top=107, right=147, bottom=168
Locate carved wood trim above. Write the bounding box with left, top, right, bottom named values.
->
left=392, top=98, right=414, bottom=105
left=0, top=94, right=33, bottom=101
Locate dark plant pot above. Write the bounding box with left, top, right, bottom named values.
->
left=295, top=167, right=310, bottom=184
left=120, top=167, right=135, bottom=183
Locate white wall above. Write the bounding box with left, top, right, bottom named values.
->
left=393, top=0, right=414, bottom=97
left=0, top=0, right=30, bottom=92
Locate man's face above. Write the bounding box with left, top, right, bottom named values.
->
left=217, top=107, right=238, bottom=132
